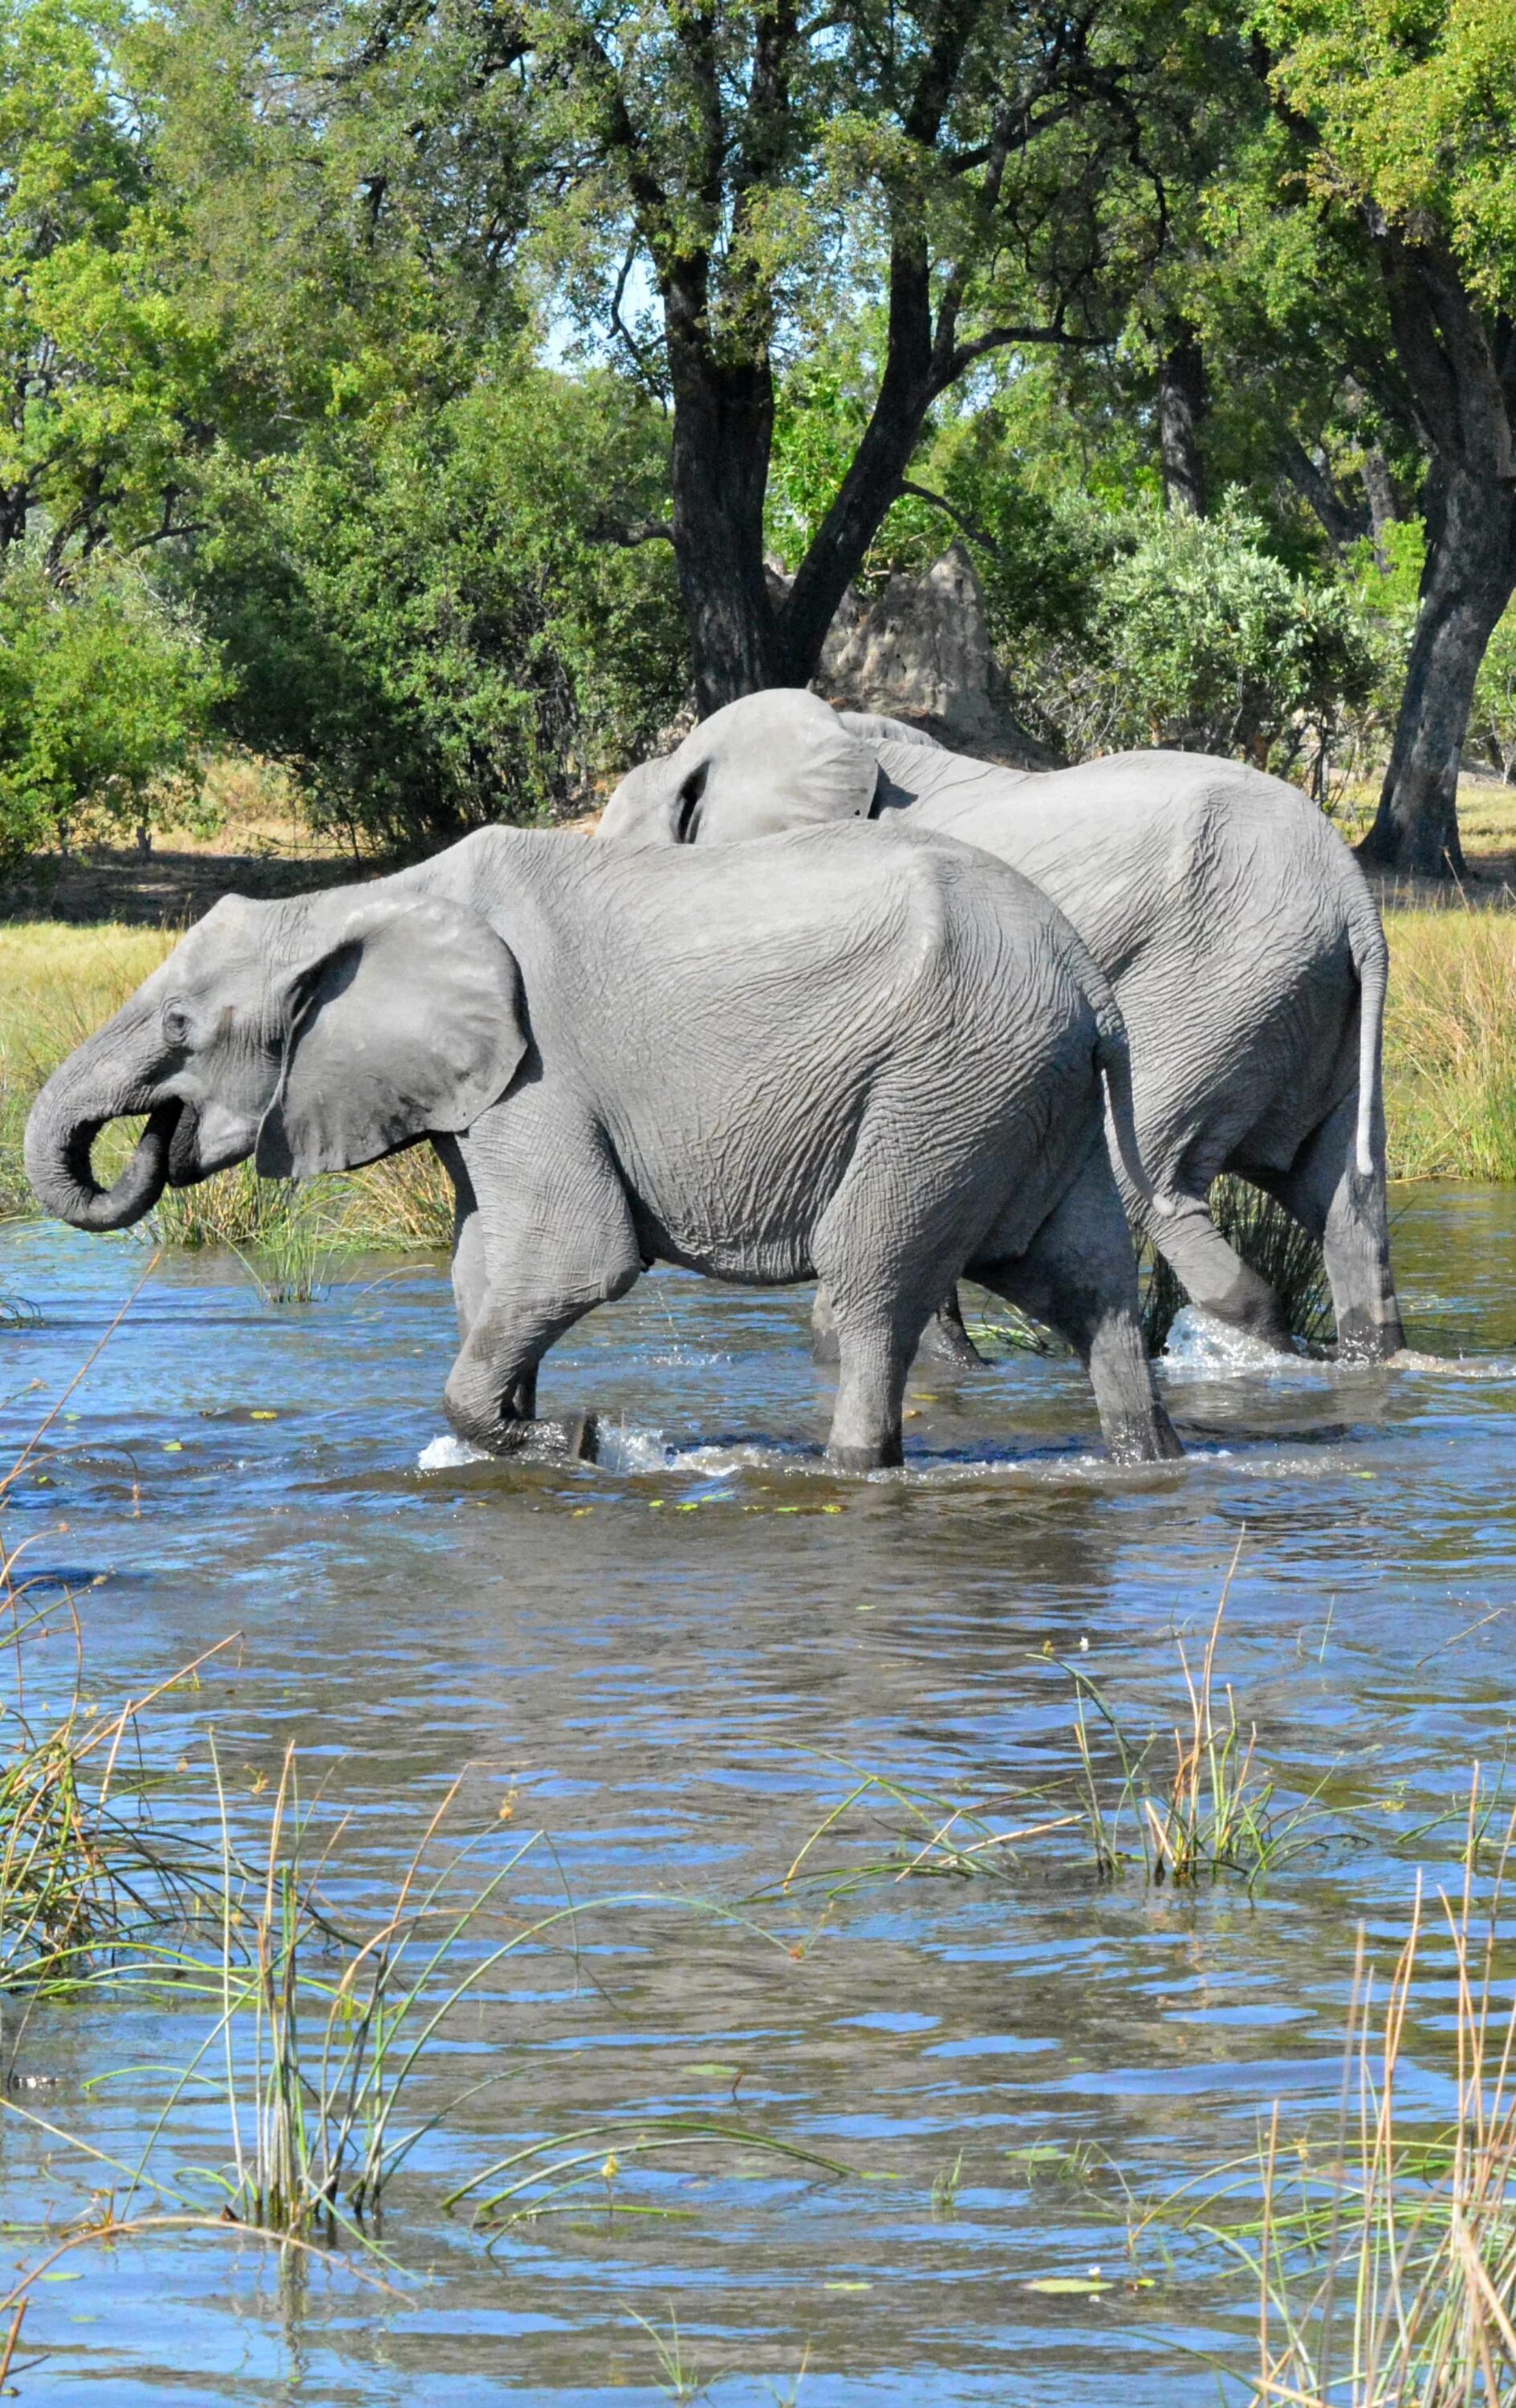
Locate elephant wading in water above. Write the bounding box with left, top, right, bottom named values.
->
left=25, top=822, right=1182, bottom=1468
left=599, top=690, right=1405, bottom=1367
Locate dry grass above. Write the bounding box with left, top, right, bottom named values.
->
left=1382, top=908, right=1516, bottom=1182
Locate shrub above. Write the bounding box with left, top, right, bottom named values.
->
left=190, top=369, right=689, bottom=854
left=1090, top=498, right=1377, bottom=767
left=0, top=546, right=227, bottom=859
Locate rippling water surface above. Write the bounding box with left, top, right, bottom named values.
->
left=2, top=1184, right=1516, bottom=2404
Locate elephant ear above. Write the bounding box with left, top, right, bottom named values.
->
left=694, top=689, right=878, bottom=835
left=600, top=689, right=879, bottom=848
left=256, top=896, right=526, bottom=1178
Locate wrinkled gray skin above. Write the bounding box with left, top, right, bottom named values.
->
left=599, top=689, right=1405, bottom=1364
left=25, top=822, right=1181, bottom=1468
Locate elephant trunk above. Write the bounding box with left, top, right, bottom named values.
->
left=24, top=1023, right=185, bottom=1232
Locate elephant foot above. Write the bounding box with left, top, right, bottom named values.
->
left=502, top=1411, right=599, bottom=1463
left=912, top=1291, right=986, bottom=1371
left=826, top=1439, right=900, bottom=1474
left=447, top=1407, right=599, bottom=1462
left=1103, top=1409, right=1185, bottom=1466
left=1333, top=1306, right=1407, bottom=1364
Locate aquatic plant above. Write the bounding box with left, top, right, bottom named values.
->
left=1138, top=1809, right=1516, bottom=2406
left=0, top=1625, right=240, bottom=1993
left=763, top=1580, right=1333, bottom=1902
left=1069, top=1582, right=1336, bottom=1889
left=0, top=1308, right=250, bottom=1995
left=226, top=1179, right=343, bottom=1304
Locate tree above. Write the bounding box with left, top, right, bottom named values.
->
left=0, top=545, right=226, bottom=857
left=188, top=369, right=687, bottom=849
left=1255, top=0, right=1516, bottom=875
left=155, top=0, right=1232, bottom=713
left=0, top=0, right=213, bottom=563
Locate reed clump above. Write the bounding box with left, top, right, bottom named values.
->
left=1138, top=1808, right=1516, bottom=2407
left=1242, top=1865, right=1516, bottom=2406
left=760, top=1580, right=1332, bottom=1903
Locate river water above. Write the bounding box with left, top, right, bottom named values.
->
left=2, top=1184, right=1514, bottom=2404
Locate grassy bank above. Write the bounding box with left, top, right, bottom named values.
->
left=1, top=906, right=1514, bottom=1262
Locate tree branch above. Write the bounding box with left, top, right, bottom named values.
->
left=900, top=480, right=998, bottom=555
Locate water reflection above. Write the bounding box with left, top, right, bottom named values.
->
left=0, top=1184, right=1514, bottom=2402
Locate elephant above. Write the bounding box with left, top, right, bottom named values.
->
left=597, top=688, right=1405, bottom=1365
left=24, top=820, right=1182, bottom=1468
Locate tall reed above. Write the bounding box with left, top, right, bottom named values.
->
left=1204, top=1817, right=1516, bottom=2405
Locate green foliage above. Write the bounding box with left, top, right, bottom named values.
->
left=0, top=0, right=213, bottom=559
left=1261, top=0, right=1516, bottom=310
left=190, top=371, right=687, bottom=848
left=1090, top=498, right=1378, bottom=763
left=0, top=547, right=226, bottom=857
left=1001, top=495, right=1379, bottom=772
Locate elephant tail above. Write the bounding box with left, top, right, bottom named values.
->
left=1343, top=865, right=1390, bottom=1181
left=1071, top=944, right=1177, bottom=1221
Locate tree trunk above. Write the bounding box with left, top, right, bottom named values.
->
left=1158, top=331, right=1207, bottom=515
left=666, top=315, right=782, bottom=712
left=1356, top=222, right=1516, bottom=877
left=1362, top=446, right=1400, bottom=568
left=1360, top=462, right=1516, bottom=877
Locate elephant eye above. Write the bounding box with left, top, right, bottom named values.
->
left=162, top=1002, right=191, bottom=1047
left=674, top=760, right=708, bottom=844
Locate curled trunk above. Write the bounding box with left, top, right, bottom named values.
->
left=24, top=1023, right=182, bottom=1230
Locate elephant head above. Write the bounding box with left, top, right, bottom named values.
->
left=25, top=888, right=527, bottom=1230
left=599, top=689, right=881, bottom=847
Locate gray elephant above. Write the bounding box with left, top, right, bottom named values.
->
left=24, top=822, right=1181, bottom=1467
left=598, top=689, right=1404, bottom=1363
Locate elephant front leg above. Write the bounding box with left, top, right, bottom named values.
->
left=443, top=1287, right=613, bottom=1461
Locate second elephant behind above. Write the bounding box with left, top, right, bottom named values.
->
left=599, top=690, right=1405, bottom=1364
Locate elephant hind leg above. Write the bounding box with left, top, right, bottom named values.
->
left=811, top=1235, right=945, bottom=1470
left=1265, top=1092, right=1404, bottom=1361
left=1143, top=1186, right=1294, bottom=1352
left=972, top=1151, right=1183, bottom=1464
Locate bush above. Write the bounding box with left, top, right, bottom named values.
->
left=1087, top=498, right=1378, bottom=769
left=190, top=368, right=689, bottom=854
left=0, top=546, right=226, bottom=859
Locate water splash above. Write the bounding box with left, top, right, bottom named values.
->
left=417, top=1432, right=491, bottom=1471
left=1161, top=1308, right=1318, bottom=1377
